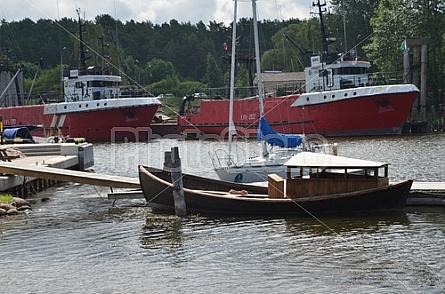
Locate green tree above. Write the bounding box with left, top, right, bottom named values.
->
left=143, top=58, right=176, bottom=85
left=262, top=20, right=320, bottom=72
left=150, top=74, right=180, bottom=96
left=177, top=80, right=205, bottom=97
left=330, top=0, right=378, bottom=57
left=365, top=0, right=445, bottom=105
left=205, top=53, right=224, bottom=88
left=24, top=64, right=65, bottom=96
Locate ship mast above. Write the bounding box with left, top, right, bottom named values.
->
left=313, top=0, right=329, bottom=63
left=76, top=9, right=87, bottom=75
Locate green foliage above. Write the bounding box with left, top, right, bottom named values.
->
left=143, top=59, right=176, bottom=85
left=0, top=194, right=13, bottom=204
left=177, top=80, right=206, bottom=96
left=330, top=0, right=378, bottom=57
left=364, top=0, right=445, bottom=104
left=150, top=75, right=180, bottom=96
left=206, top=53, right=224, bottom=88
left=150, top=77, right=205, bottom=103
left=263, top=20, right=321, bottom=72
left=363, top=0, right=411, bottom=73
left=24, top=64, right=66, bottom=95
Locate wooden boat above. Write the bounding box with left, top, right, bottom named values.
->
left=138, top=152, right=413, bottom=216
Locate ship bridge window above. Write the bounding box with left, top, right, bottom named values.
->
left=87, top=81, right=118, bottom=87
left=333, top=67, right=368, bottom=75
left=88, top=81, right=104, bottom=87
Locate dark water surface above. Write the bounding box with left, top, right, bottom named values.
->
left=1, top=133, right=444, bottom=293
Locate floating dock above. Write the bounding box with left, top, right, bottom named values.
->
left=0, top=143, right=96, bottom=196
left=407, top=182, right=445, bottom=206
left=0, top=142, right=140, bottom=193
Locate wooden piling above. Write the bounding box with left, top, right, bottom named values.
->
left=165, top=147, right=187, bottom=217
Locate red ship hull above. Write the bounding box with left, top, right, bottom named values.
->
left=178, top=88, right=419, bottom=138
left=1, top=104, right=160, bottom=142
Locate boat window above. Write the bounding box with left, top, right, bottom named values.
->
left=88, top=81, right=104, bottom=87
left=86, top=81, right=119, bottom=87
left=333, top=67, right=368, bottom=75
left=319, top=69, right=334, bottom=88
left=75, top=82, right=83, bottom=88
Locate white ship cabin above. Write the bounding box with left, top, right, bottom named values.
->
left=304, top=55, right=371, bottom=93
left=63, top=68, right=121, bottom=102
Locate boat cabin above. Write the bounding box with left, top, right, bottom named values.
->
left=63, top=69, right=121, bottom=102
left=304, top=55, right=371, bottom=93
left=268, top=152, right=390, bottom=199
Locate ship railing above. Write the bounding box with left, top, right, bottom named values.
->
left=201, top=86, right=262, bottom=100
left=209, top=149, right=237, bottom=170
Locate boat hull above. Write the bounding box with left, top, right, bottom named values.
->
left=1, top=103, right=160, bottom=142
left=139, top=166, right=412, bottom=216
left=178, top=86, right=419, bottom=137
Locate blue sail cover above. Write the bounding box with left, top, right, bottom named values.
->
left=3, top=127, right=34, bottom=141
left=257, top=117, right=303, bottom=148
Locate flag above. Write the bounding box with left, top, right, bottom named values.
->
left=400, top=39, right=407, bottom=51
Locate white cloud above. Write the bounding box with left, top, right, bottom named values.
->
left=0, top=0, right=313, bottom=24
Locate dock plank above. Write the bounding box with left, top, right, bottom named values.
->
left=410, top=181, right=445, bottom=191
left=0, top=161, right=140, bottom=189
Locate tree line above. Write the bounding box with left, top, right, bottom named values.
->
left=0, top=0, right=444, bottom=108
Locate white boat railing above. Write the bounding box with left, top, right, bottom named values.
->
left=209, top=149, right=238, bottom=170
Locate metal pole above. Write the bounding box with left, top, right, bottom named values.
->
left=0, top=116, right=3, bottom=145
left=251, top=0, right=268, bottom=157
left=228, top=0, right=238, bottom=157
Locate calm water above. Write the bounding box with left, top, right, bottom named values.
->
left=1, top=133, right=445, bottom=293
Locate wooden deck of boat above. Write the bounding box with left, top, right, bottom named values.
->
left=0, top=156, right=139, bottom=189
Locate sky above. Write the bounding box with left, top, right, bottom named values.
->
left=0, top=0, right=316, bottom=25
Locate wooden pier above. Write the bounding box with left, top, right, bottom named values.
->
left=407, top=182, right=445, bottom=206
left=0, top=143, right=101, bottom=196
left=0, top=161, right=139, bottom=189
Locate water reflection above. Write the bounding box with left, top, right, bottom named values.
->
left=138, top=212, right=411, bottom=254
left=283, top=213, right=410, bottom=236
left=140, top=214, right=186, bottom=249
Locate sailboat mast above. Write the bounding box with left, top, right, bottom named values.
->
left=251, top=0, right=268, bottom=157
left=228, top=0, right=238, bottom=156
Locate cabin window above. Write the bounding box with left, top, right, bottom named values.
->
left=333, top=67, right=368, bottom=75
left=88, top=81, right=104, bottom=87
left=75, top=82, right=83, bottom=88
left=87, top=81, right=118, bottom=87
left=319, top=69, right=334, bottom=88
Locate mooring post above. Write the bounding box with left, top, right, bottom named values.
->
left=168, top=147, right=187, bottom=217
left=0, top=115, right=3, bottom=145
